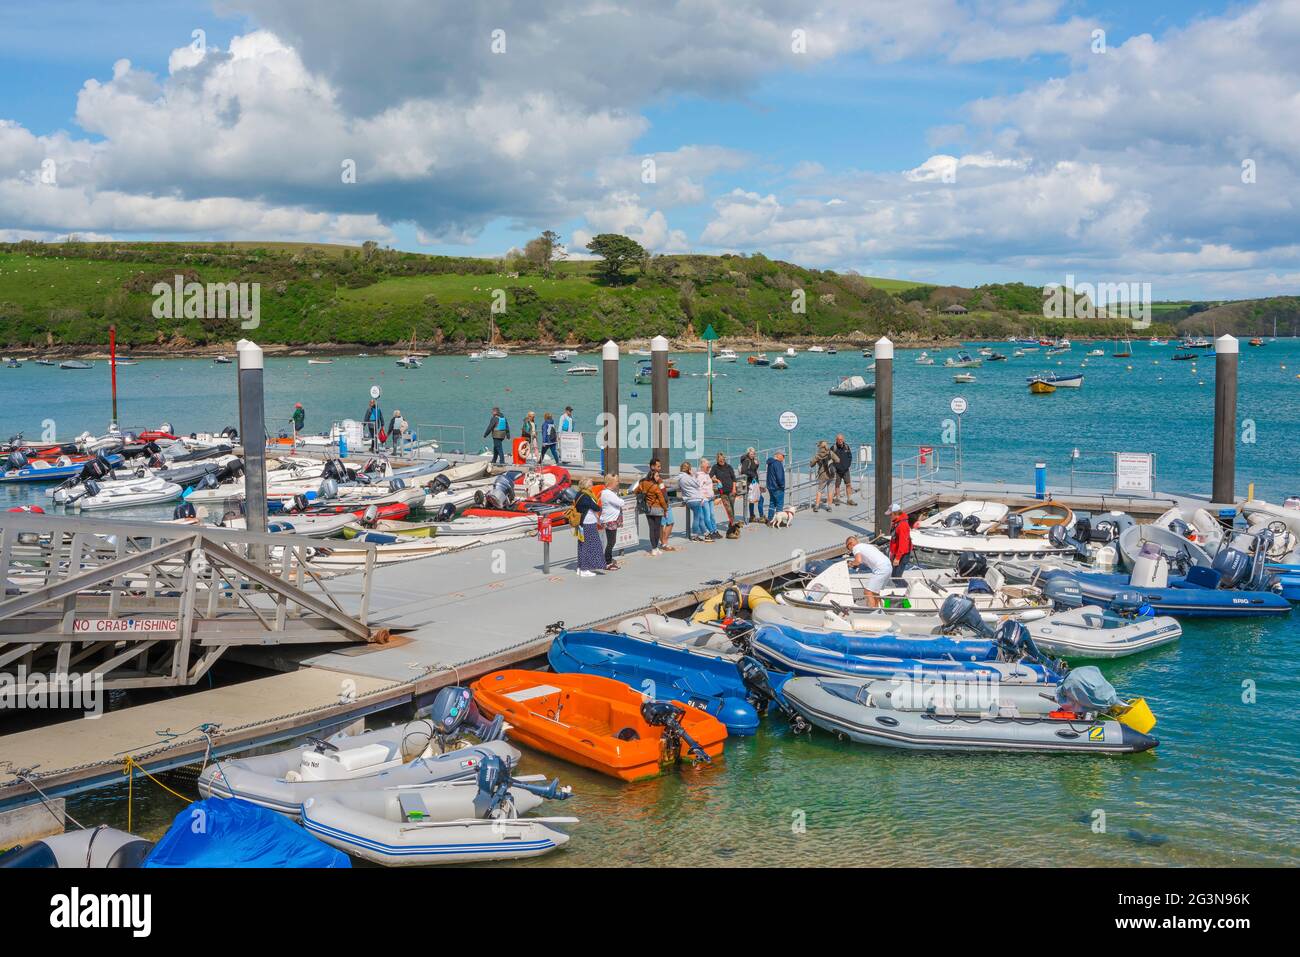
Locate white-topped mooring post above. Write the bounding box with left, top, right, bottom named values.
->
left=1213, top=334, right=1238, bottom=504
left=651, top=335, right=670, bottom=467
left=601, top=340, right=620, bottom=476
left=236, top=339, right=268, bottom=537
left=873, top=336, right=894, bottom=538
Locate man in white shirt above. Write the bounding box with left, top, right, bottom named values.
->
left=559, top=407, right=575, bottom=432
left=844, top=535, right=892, bottom=608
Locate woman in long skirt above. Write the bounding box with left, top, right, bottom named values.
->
left=574, top=478, right=604, bottom=576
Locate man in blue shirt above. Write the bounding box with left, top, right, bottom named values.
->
left=765, top=451, right=786, bottom=524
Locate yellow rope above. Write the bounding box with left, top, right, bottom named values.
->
left=123, top=754, right=195, bottom=833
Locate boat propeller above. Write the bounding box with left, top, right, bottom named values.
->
left=640, top=700, right=712, bottom=765
left=476, top=753, right=572, bottom=818
left=736, top=656, right=809, bottom=733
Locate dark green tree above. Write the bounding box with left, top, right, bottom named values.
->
left=585, top=233, right=646, bottom=283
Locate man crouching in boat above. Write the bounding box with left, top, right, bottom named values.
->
left=845, top=535, right=892, bottom=608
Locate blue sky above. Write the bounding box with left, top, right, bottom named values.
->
left=1, top=1, right=1296, bottom=298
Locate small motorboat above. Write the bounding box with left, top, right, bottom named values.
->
left=829, top=374, right=875, bottom=398
left=213, top=355, right=232, bottom=364
left=468, top=352, right=483, bottom=361
left=471, top=670, right=728, bottom=781
left=301, top=753, right=574, bottom=866
left=914, top=351, right=934, bottom=365
left=547, top=629, right=787, bottom=735
left=1171, top=351, right=1198, bottom=361
left=198, top=709, right=513, bottom=818
left=1087, top=348, right=1104, bottom=357
left=1249, top=337, right=1264, bottom=347
left=59, top=359, right=93, bottom=370
left=52, top=473, right=183, bottom=510
left=1, top=452, right=123, bottom=484
left=1027, top=372, right=1083, bottom=388
left=483, top=348, right=508, bottom=359
left=781, top=666, right=1158, bottom=754
left=307, top=358, right=334, bottom=365
left=945, top=351, right=982, bottom=368
left=1028, top=377, right=1056, bottom=394
left=953, top=372, right=977, bottom=384
left=549, top=350, right=570, bottom=363
left=1027, top=600, right=1182, bottom=659
left=565, top=364, right=598, bottom=376
left=987, top=352, right=1007, bottom=361
left=770, top=356, right=789, bottom=370
left=717, top=348, right=738, bottom=362
left=396, top=355, right=423, bottom=368
left=807, top=345, right=825, bottom=353
left=1009, top=501, right=1075, bottom=537
left=34, top=358, right=56, bottom=366
left=748, top=353, right=770, bottom=366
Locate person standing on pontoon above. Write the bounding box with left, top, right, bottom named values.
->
left=832, top=434, right=857, bottom=506
left=845, top=535, right=892, bottom=609
left=363, top=398, right=384, bottom=452
left=539, top=412, right=560, bottom=464
left=290, top=402, right=305, bottom=443
left=889, top=502, right=914, bottom=574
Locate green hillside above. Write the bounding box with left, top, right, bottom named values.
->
left=0, top=240, right=1188, bottom=351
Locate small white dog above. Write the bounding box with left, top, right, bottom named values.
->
left=770, top=508, right=795, bottom=528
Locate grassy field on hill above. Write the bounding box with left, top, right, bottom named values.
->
left=0, top=240, right=1217, bottom=352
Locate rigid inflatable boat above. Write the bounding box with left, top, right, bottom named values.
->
left=783, top=664, right=1157, bottom=754
left=301, top=754, right=575, bottom=866
left=472, top=670, right=727, bottom=782
left=1026, top=601, right=1182, bottom=658
left=198, top=710, right=513, bottom=817
left=0, top=825, right=152, bottom=868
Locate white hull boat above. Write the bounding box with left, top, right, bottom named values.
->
left=51, top=473, right=183, bottom=510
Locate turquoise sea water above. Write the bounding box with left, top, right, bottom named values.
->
left=6, top=341, right=1299, bottom=866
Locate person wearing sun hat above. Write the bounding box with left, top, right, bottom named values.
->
left=888, top=501, right=914, bottom=574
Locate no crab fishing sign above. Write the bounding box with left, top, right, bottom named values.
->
left=72, top=618, right=178, bottom=634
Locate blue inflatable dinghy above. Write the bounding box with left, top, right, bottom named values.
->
left=547, top=629, right=789, bottom=735
left=143, top=798, right=350, bottom=868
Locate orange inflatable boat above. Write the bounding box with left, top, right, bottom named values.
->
left=472, top=670, right=727, bottom=782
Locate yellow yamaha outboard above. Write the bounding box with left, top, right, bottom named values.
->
left=692, top=583, right=775, bottom=624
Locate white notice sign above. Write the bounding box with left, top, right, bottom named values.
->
left=558, top=431, right=584, bottom=466
left=615, top=500, right=639, bottom=550
left=1114, top=452, right=1153, bottom=494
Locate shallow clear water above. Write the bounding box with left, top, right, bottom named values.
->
left=7, top=341, right=1298, bottom=866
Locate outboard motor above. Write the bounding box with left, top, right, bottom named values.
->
left=1048, top=524, right=1091, bottom=562
left=360, top=504, right=380, bottom=528
left=1130, top=541, right=1171, bottom=589
left=6, top=451, right=28, bottom=471
left=159, top=422, right=174, bottom=436
left=426, top=473, right=451, bottom=495
left=640, top=700, right=711, bottom=766
left=942, top=511, right=964, bottom=528
left=322, top=458, right=348, bottom=482
left=78, top=454, right=114, bottom=483
left=196, top=473, right=220, bottom=490
left=148, top=452, right=166, bottom=469
left=965, top=577, right=994, bottom=596
left=484, top=472, right=516, bottom=510
left=1072, top=516, right=1093, bottom=543
left=719, top=585, right=743, bottom=621
left=938, top=593, right=993, bottom=638
left=427, top=688, right=506, bottom=747
left=220, top=426, right=238, bottom=440
left=1168, top=518, right=1192, bottom=541
left=1210, top=543, right=1251, bottom=589
left=1004, top=512, right=1024, bottom=539
left=433, top=502, right=456, bottom=523
left=317, top=478, right=339, bottom=501
left=955, top=551, right=988, bottom=579
left=961, top=514, right=981, bottom=534
left=142, top=441, right=162, bottom=458
left=387, top=478, right=406, bottom=492
left=474, top=753, right=571, bottom=818
left=994, top=619, right=1048, bottom=666
left=83, top=479, right=101, bottom=499
left=735, top=656, right=809, bottom=732
left=291, top=493, right=311, bottom=514
left=172, top=501, right=197, bottom=520
left=217, top=459, right=244, bottom=481
left=1108, top=589, right=1150, bottom=619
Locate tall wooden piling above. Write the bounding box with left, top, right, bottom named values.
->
left=601, top=340, right=620, bottom=475
left=651, top=335, right=669, bottom=467
left=1212, top=333, right=1238, bottom=503
left=873, top=336, right=894, bottom=537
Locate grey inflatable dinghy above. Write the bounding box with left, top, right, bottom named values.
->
left=0, top=825, right=152, bottom=868
left=1027, top=601, right=1182, bottom=658
left=198, top=719, right=517, bottom=818
left=783, top=666, right=1158, bottom=754
left=302, top=754, right=575, bottom=866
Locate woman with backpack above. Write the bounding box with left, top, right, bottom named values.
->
left=387, top=409, right=407, bottom=452
left=571, top=477, right=603, bottom=577
left=636, top=465, right=668, bottom=557
left=810, top=440, right=837, bottom=512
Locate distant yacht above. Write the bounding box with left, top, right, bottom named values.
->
left=717, top=348, right=738, bottom=362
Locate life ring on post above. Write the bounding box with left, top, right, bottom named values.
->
left=512, top=437, right=532, bottom=464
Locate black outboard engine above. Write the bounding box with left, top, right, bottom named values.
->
left=173, top=501, right=197, bottom=520
left=938, top=593, right=994, bottom=638
left=961, top=514, right=981, bottom=534
left=1004, top=512, right=1024, bottom=539
left=1108, top=590, right=1148, bottom=619
left=1072, top=516, right=1093, bottom=543
left=426, top=473, right=451, bottom=495
left=1049, top=524, right=1091, bottom=562
left=433, top=502, right=456, bottom=523
left=942, top=511, right=964, bottom=528
left=195, top=473, right=220, bottom=490
left=142, top=441, right=162, bottom=458
left=147, top=452, right=166, bottom=469
left=427, top=686, right=505, bottom=746
left=321, top=458, right=349, bottom=483
left=640, top=700, right=711, bottom=765
left=5, top=450, right=28, bottom=472
left=216, top=459, right=244, bottom=481
left=1168, top=518, right=1192, bottom=540
left=1211, top=543, right=1251, bottom=589
left=955, top=551, right=988, bottom=579
left=78, top=453, right=115, bottom=483
left=387, top=478, right=406, bottom=492
left=474, top=753, right=571, bottom=817
left=736, top=656, right=809, bottom=732
left=484, top=472, right=516, bottom=510
left=220, top=426, right=238, bottom=440
left=994, top=619, right=1048, bottom=666
left=82, top=479, right=101, bottom=499
left=719, top=585, right=743, bottom=621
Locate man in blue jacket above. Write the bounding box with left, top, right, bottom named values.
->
left=483, top=406, right=510, bottom=465
left=765, top=451, right=786, bottom=524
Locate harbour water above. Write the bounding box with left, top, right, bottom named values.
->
left=5, top=341, right=1299, bottom=866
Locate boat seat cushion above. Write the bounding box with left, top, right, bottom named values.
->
left=332, top=743, right=394, bottom=772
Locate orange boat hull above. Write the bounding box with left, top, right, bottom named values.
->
left=472, top=670, right=727, bottom=782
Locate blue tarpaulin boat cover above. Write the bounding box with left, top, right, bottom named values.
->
left=144, top=798, right=350, bottom=868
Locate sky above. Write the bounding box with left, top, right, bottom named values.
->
left=1, top=0, right=1298, bottom=299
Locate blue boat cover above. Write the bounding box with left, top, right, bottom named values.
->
left=144, top=798, right=350, bottom=868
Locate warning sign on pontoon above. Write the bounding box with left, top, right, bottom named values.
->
left=72, top=618, right=179, bottom=633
